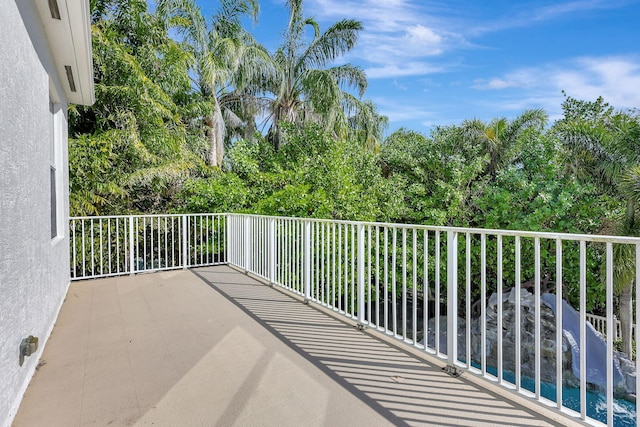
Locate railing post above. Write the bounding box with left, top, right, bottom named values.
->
left=269, top=217, right=276, bottom=284
left=357, top=223, right=365, bottom=325
left=182, top=215, right=188, bottom=269
left=304, top=220, right=311, bottom=301
left=244, top=216, right=251, bottom=272
left=227, top=215, right=233, bottom=266
left=605, top=242, right=614, bottom=427
left=447, top=230, right=458, bottom=367
left=128, top=216, right=135, bottom=275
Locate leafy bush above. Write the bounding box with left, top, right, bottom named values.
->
left=177, top=173, right=251, bottom=213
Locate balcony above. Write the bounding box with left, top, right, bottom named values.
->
left=14, top=214, right=640, bottom=426
left=15, top=265, right=568, bottom=426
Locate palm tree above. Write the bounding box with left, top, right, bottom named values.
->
left=263, top=0, right=367, bottom=150
left=557, top=95, right=640, bottom=357
left=346, top=99, right=388, bottom=152
left=461, top=109, right=548, bottom=178
left=157, top=0, right=270, bottom=167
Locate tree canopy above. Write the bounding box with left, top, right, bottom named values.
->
left=261, top=0, right=368, bottom=149
left=555, top=94, right=640, bottom=356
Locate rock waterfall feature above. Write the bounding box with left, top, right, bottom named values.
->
left=425, top=288, right=636, bottom=400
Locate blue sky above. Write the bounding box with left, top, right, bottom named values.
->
left=197, top=0, right=640, bottom=135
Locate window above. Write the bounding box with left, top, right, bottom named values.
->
left=50, top=100, right=58, bottom=239
left=50, top=166, right=57, bottom=238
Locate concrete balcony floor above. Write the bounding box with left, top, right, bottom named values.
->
left=14, top=265, right=579, bottom=426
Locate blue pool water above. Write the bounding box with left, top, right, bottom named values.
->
left=486, top=366, right=636, bottom=426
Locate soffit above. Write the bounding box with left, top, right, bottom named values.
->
left=35, top=0, right=94, bottom=105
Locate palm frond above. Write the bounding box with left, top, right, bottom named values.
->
left=300, top=19, right=363, bottom=70
left=621, top=165, right=640, bottom=204
left=559, top=120, right=621, bottom=189
left=156, top=0, right=209, bottom=54
left=327, top=64, right=367, bottom=97
left=215, top=0, right=259, bottom=33
left=301, top=69, right=341, bottom=116
left=505, top=108, right=547, bottom=136
left=346, top=97, right=388, bottom=150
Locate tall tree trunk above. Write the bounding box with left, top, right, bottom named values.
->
left=619, top=198, right=636, bottom=357
left=619, top=282, right=633, bottom=357
left=204, top=102, right=225, bottom=167
left=204, top=120, right=217, bottom=167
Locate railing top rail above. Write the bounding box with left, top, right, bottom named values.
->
left=70, top=213, right=640, bottom=244
left=227, top=213, right=640, bottom=245
left=70, top=213, right=227, bottom=221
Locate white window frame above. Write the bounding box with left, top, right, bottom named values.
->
left=49, top=89, right=63, bottom=242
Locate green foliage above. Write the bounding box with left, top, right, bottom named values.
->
left=380, top=128, right=485, bottom=225
left=177, top=172, right=251, bottom=213
left=555, top=95, right=640, bottom=201
left=226, top=124, right=400, bottom=220
left=256, top=184, right=331, bottom=218
left=69, top=0, right=207, bottom=215
left=471, top=132, right=615, bottom=311
left=69, top=131, right=128, bottom=215
left=554, top=94, right=640, bottom=289
left=555, top=94, right=640, bottom=355
left=379, top=117, right=619, bottom=314
left=474, top=131, right=610, bottom=234
left=460, top=109, right=547, bottom=179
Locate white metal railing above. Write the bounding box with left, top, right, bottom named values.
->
left=70, top=214, right=226, bottom=279
left=227, top=214, right=640, bottom=427
left=586, top=313, right=636, bottom=341
left=70, top=213, right=640, bottom=427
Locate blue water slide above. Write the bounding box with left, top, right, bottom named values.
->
left=541, top=293, right=624, bottom=390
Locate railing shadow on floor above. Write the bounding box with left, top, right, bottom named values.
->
left=193, top=266, right=565, bottom=427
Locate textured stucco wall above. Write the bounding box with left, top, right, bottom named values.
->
left=0, top=1, right=71, bottom=425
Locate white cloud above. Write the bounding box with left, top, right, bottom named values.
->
left=468, top=0, right=630, bottom=35
left=472, top=70, right=540, bottom=90
left=475, top=78, right=520, bottom=90
left=372, top=96, right=436, bottom=123
left=304, top=0, right=460, bottom=79
left=393, top=80, right=408, bottom=91
left=302, top=0, right=635, bottom=84
left=308, top=0, right=426, bottom=33
left=471, top=56, right=640, bottom=118
left=303, top=0, right=629, bottom=81
left=559, top=57, right=640, bottom=107
left=406, top=24, right=443, bottom=49
left=366, top=62, right=445, bottom=79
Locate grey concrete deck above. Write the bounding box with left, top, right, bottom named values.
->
left=14, top=266, right=578, bottom=426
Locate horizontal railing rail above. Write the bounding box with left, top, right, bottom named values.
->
left=70, top=213, right=640, bottom=427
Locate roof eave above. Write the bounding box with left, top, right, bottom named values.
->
left=36, top=0, right=95, bottom=106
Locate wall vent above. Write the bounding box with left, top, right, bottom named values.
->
left=64, top=66, right=77, bottom=92
left=48, top=0, right=61, bottom=20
